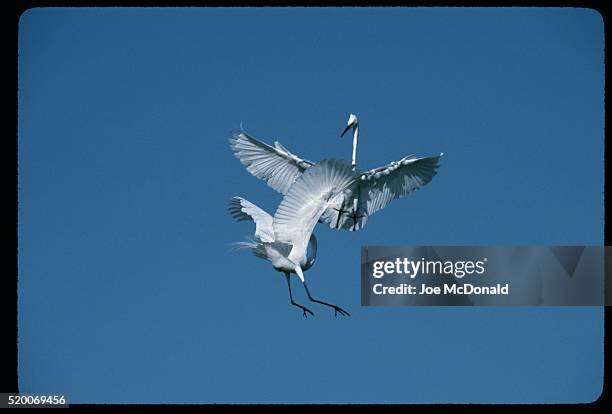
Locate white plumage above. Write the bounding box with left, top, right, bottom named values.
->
left=229, top=114, right=443, bottom=232
left=228, top=132, right=314, bottom=194
left=228, top=196, right=275, bottom=242
left=229, top=159, right=354, bottom=317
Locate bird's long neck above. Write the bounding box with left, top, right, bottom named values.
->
left=351, top=126, right=359, bottom=171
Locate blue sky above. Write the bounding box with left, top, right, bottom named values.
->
left=18, top=8, right=603, bottom=403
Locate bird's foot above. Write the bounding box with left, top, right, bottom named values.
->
left=290, top=299, right=314, bottom=318
left=301, top=307, right=314, bottom=318
left=332, top=306, right=351, bottom=318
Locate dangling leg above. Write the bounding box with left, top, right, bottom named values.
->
left=285, top=273, right=314, bottom=318
left=333, top=207, right=348, bottom=228
left=349, top=209, right=365, bottom=232
left=302, top=282, right=350, bottom=317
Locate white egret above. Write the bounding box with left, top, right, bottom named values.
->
left=229, top=159, right=356, bottom=317
left=228, top=114, right=443, bottom=232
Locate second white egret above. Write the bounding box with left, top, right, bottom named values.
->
left=229, top=114, right=443, bottom=232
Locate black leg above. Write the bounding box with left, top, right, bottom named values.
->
left=303, top=282, right=350, bottom=317
left=285, top=273, right=314, bottom=318
left=333, top=207, right=348, bottom=228
left=349, top=209, right=365, bottom=232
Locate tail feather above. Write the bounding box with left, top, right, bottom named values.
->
left=232, top=240, right=267, bottom=261
left=231, top=237, right=294, bottom=265
left=247, top=240, right=293, bottom=260
left=251, top=243, right=270, bottom=260
left=231, top=237, right=259, bottom=252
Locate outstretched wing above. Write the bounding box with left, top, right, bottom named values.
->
left=273, top=159, right=358, bottom=253
left=359, top=153, right=443, bottom=217
left=314, top=154, right=442, bottom=232
left=228, top=130, right=315, bottom=194
left=228, top=196, right=275, bottom=242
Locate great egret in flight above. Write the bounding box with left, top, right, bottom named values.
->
left=229, top=114, right=443, bottom=231
left=229, top=159, right=355, bottom=317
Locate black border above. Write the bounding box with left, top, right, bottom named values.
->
left=3, top=0, right=609, bottom=408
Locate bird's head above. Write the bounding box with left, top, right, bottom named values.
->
left=341, top=113, right=359, bottom=137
